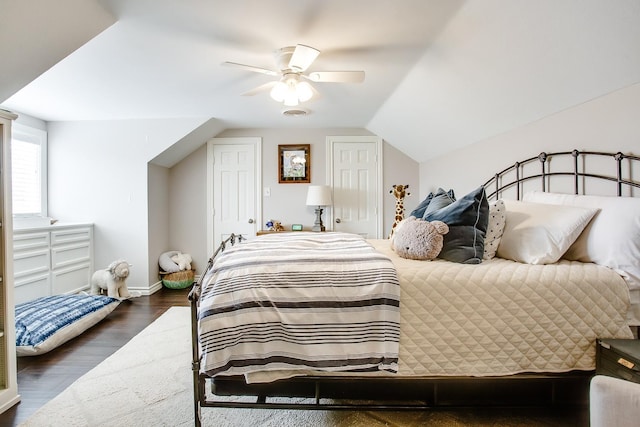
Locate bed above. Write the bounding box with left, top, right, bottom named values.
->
left=189, top=150, right=640, bottom=425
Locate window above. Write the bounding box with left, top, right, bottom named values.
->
left=11, top=123, right=47, bottom=219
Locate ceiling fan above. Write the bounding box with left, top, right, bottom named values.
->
left=223, top=44, right=365, bottom=107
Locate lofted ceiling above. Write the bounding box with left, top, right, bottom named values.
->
left=2, top=0, right=639, bottom=164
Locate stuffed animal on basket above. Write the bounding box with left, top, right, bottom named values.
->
left=90, top=259, right=132, bottom=299
left=390, top=217, right=449, bottom=260
left=170, top=252, right=192, bottom=271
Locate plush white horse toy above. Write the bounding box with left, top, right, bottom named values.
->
left=90, top=259, right=131, bottom=299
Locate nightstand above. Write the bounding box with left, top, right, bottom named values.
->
left=256, top=231, right=295, bottom=236
left=596, top=339, right=640, bottom=384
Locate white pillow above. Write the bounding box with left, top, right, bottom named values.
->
left=483, top=199, right=506, bottom=260
left=523, top=191, right=640, bottom=291
left=496, top=200, right=598, bottom=265
left=159, top=250, right=181, bottom=273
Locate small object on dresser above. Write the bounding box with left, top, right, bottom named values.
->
left=596, top=338, right=640, bottom=384
left=266, top=220, right=285, bottom=231
left=292, top=224, right=303, bottom=231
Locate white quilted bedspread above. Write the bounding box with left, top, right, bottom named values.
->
left=369, top=240, right=633, bottom=377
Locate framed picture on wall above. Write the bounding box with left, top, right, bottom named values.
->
left=278, top=144, right=310, bottom=183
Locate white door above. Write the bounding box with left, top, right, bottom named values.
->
left=207, top=138, right=261, bottom=255
left=327, top=136, right=382, bottom=238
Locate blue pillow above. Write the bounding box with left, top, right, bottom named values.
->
left=410, top=188, right=455, bottom=218
left=409, top=193, right=433, bottom=218
left=423, top=189, right=456, bottom=216
left=423, top=186, right=489, bottom=264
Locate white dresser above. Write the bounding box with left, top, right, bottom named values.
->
left=13, top=223, right=94, bottom=305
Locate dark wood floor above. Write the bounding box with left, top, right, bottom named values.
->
left=0, top=287, right=191, bottom=427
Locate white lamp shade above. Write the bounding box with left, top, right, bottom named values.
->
left=270, top=74, right=313, bottom=106
left=270, top=81, right=288, bottom=102
left=306, top=185, right=332, bottom=206
left=296, top=81, right=314, bottom=102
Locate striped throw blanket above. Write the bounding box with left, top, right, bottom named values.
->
left=198, top=232, right=400, bottom=381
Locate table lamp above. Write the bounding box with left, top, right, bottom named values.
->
left=306, top=185, right=332, bottom=232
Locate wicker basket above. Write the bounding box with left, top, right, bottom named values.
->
left=160, top=269, right=194, bottom=289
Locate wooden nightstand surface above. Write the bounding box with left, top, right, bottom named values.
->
left=257, top=230, right=297, bottom=235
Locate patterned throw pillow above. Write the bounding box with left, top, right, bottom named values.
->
left=483, top=199, right=506, bottom=260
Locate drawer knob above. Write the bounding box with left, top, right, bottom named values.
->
left=618, top=357, right=635, bottom=370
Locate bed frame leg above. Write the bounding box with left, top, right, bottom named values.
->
left=192, top=368, right=203, bottom=427
left=190, top=284, right=204, bottom=427
left=194, top=400, right=202, bottom=427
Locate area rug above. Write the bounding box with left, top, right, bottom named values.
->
left=19, top=307, right=584, bottom=426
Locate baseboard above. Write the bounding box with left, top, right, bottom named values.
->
left=76, top=281, right=164, bottom=297
left=129, top=281, right=163, bottom=296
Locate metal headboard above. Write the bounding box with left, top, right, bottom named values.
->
left=483, top=150, right=640, bottom=201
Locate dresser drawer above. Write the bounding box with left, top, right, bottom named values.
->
left=51, top=227, right=92, bottom=246
left=13, top=224, right=94, bottom=301
left=51, top=242, right=91, bottom=269
left=52, top=262, right=92, bottom=294
left=13, top=248, right=50, bottom=278
left=596, top=339, right=640, bottom=384
left=13, top=231, right=49, bottom=251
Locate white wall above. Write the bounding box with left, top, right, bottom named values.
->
left=14, top=112, right=47, bottom=132
left=418, top=83, right=640, bottom=198
left=167, top=145, right=207, bottom=274
left=168, top=128, right=419, bottom=272
left=217, top=128, right=420, bottom=236
left=44, top=120, right=418, bottom=288
left=0, top=0, right=115, bottom=104
left=47, top=117, right=207, bottom=290
left=368, top=0, right=640, bottom=164
left=217, top=128, right=373, bottom=233
left=147, top=163, right=170, bottom=288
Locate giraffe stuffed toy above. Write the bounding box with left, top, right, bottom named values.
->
left=389, top=184, right=410, bottom=239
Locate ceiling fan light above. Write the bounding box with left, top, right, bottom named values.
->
left=296, top=81, right=314, bottom=102
left=270, top=81, right=288, bottom=102
left=282, top=78, right=299, bottom=106
left=283, top=92, right=299, bottom=106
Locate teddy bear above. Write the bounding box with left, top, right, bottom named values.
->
left=390, top=216, right=449, bottom=260
left=267, top=220, right=285, bottom=232
left=90, top=259, right=132, bottom=299
left=170, top=252, right=193, bottom=271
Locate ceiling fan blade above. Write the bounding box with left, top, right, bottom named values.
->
left=309, top=83, right=321, bottom=99
left=288, top=44, right=320, bottom=72
left=222, top=61, right=279, bottom=76
left=241, top=81, right=277, bottom=96
left=306, top=71, right=365, bottom=83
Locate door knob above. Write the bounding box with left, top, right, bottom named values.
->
left=248, top=219, right=254, bottom=224
left=335, top=218, right=341, bottom=223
